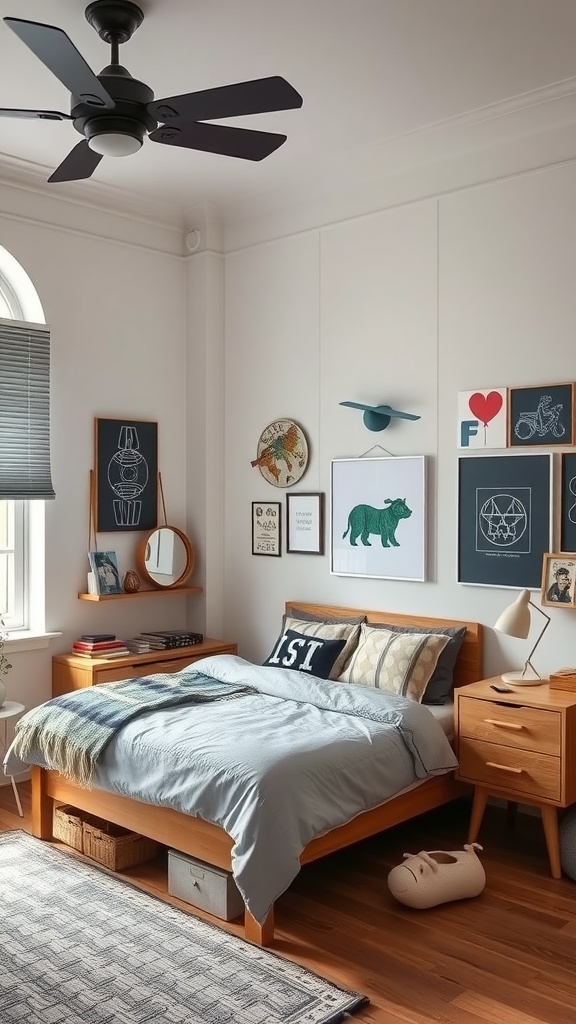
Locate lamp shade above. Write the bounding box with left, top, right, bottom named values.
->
left=494, top=589, right=531, bottom=639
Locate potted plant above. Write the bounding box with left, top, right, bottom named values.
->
left=0, top=620, right=12, bottom=708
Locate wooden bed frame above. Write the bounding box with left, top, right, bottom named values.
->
left=31, top=601, right=483, bottom=946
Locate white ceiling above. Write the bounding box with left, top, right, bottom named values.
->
left=1, top=0, right=576, bottom=232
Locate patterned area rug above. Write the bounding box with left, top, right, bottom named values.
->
left=0, top=832, right=367, bottom=1024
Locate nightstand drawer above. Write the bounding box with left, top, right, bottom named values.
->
left=458, top=696, right=561, bottom=755
left=96, top=657, right=195, bottom=684
left=458, top=738, right=561, bottom=801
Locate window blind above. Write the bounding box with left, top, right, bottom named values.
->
left=0, top=318, right=55, bottom=500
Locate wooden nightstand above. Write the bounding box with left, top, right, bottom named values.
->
left=455, top=677, right=576, bottom=878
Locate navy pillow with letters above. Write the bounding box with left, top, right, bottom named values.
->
left=264, top=629, right=346, bottom=679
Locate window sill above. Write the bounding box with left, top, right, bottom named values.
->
left=3, top=631, right=62, bottom=653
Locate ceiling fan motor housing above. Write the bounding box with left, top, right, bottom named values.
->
left=71, top=64, right=156, bottom=148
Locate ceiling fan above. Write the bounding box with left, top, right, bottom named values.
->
left=0, top=0, right=303, bottom=183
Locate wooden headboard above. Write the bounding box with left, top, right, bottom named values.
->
left=285, top=601, right=483, bottom=687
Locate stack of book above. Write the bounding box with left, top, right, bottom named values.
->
left=72, top=634, right=131, bottom=659
left=123, top=637, right=154, bottom=654
left=134, top=630, right=204, bottom=650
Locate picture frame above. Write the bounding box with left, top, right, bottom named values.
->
left=560, top=452, right=576, bottom=552
left=457, top=387, right=507, bottom=449
left=330, top=456, right=426, bottom=581
left=88, top=550, right=123, bottom=596
left=251, top=501, right=282, bottom=556
left=508, top=383, right=575, bottom=448
left=457, top=453, right=552, bottom=588
left=95, top=418, right=158, bottom=532
left=286, top=492, right=324, bottom=555
left=541, top=553, right=576, bottom=609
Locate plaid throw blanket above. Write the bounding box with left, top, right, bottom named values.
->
left=11, top=671, right=256, bottom=787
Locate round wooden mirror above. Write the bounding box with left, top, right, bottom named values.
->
left=136, top=526, right=195, bottom=589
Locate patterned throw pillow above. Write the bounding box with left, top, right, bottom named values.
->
left=367, top=623, right=468, bottom=705
left=338, top=623, right=452, bottom=702
left=264, top=629, right=346, bottom=679
left=278, top=616, right=362, bottom=679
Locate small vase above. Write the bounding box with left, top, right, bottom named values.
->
left=123, top=570, right=141, bottom=594
left=0, top=676, right=6, bottom=709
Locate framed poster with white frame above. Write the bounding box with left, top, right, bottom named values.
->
left=560, top=452, right=576, bottom=552
left=331, top=456, right=426, bottom=581
left=457, top=453, right=552, bottom=589
left=286, top=492, right=324, bottom=554
left=251, top=501, right=281, bottom=557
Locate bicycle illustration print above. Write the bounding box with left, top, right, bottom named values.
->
left=509, top=383, right=575, bottom=447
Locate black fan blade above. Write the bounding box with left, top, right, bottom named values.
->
left=149, top=76, right=302, bottom=124
left=47, top=141, right=103, bottom=183
left=4, top=18, right=114, bottom=110
left=149, top=122, right=286, bottom=161
left=0, top=108, right=72, bottom=120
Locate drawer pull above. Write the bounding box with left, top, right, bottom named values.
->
left=484, top=718, right=523, bottom=731
left=485, top=761, right=523, bottom=774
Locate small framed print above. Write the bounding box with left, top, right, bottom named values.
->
left=286, top=493, right=324, bottom=555
left=252, top=501, right=281, bottom=556
left=508, top=383, right=575, bottom=447
left=541, top=553, right=576, bottom=608
left=88, top=550, right=122, bottom=595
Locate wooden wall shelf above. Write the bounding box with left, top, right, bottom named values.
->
left=78, top=586, right=203, bottom=602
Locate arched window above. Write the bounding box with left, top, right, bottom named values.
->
left=0, top=245, right=50, bottom=633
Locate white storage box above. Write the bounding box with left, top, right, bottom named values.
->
left=167, top=850, right=244, bottom=921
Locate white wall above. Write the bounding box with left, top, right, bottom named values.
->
left=221, top=160, right=576, bottom=679
left=0, top=185, right=195, bottom=723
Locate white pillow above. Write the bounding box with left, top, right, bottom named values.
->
left=338, top=623, right=451, bottom=702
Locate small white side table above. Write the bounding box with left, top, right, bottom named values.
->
left=0, top=700, right=25, bottom=817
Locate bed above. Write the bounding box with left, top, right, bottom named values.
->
left=26, top=601, right=483, bottom=946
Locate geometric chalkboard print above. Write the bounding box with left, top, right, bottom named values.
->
left=458, top=453, right=552, bottom=588
left=561, top=452, right=576, bottom=553
left=95, top=418, right=158, bottom=532
left=0, top=832, right=367, bottom=1024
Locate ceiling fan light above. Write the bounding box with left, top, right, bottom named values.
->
left=88, top=132, right=142, bottom=157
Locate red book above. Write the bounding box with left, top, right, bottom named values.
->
left=73, top=640, right=126, bottom=651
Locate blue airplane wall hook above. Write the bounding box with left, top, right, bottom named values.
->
left=339, top=401, right=421, bottom=432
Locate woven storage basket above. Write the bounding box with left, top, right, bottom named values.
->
left=53, top=804, right=86, bottom=852
left=82, top=817, right=160, bottom=871
left=53, top=804, right=160, bottom=870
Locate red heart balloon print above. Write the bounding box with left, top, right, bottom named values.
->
left=468, top=391, right=503, bottom=426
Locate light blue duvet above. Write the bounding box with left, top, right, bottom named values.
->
left=5, top=654, right=458, bottom=923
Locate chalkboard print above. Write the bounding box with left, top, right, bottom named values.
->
left=95, top=418, right=158, bottom=532
left=508, top=383, right=575, bottom=447
left=458, top=453, right=551, bottom=588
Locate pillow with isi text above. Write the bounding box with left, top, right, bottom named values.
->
left=263, top=629, right=346, bottom=679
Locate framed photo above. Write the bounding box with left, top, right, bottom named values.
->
left=541, top=553, right=576, bottom=608
left=331, top=456, right=426, bottom=581
left=457, top=388, right=507, bottom=449
left=508, top=383, right=575, bottom=448
left=286, top=493, right=324, bottom=554
left=252, top=501, right=281, bottom=556
left=88, top=550, right=122, bottom=595
left=561, top=453, right=576, bottom=552
left=95, top=418, right=158, bottom=532
left=458, top=453, right=552, bottom=588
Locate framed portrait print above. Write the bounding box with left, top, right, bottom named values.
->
left=286, top=493, right=324, bottom=554
left=458, top=453, right=552, bottom=588
left=331, top=456, right=426, bottom=581
left=88, top=550, right=122, bottom=596
left=95, top=418, right=158, bottom=532
left=252, top=501, right=281, bottom=556
left=541, top=553, right=576, bottom=609
left=561, top=452, right=576, bottom=552
left=508, top=383, right=575, bottom=447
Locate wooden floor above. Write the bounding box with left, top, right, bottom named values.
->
left=2, top=784, right=576, bottom=1023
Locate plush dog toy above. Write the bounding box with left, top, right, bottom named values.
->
left=387, top=843, right=485, bottom=909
